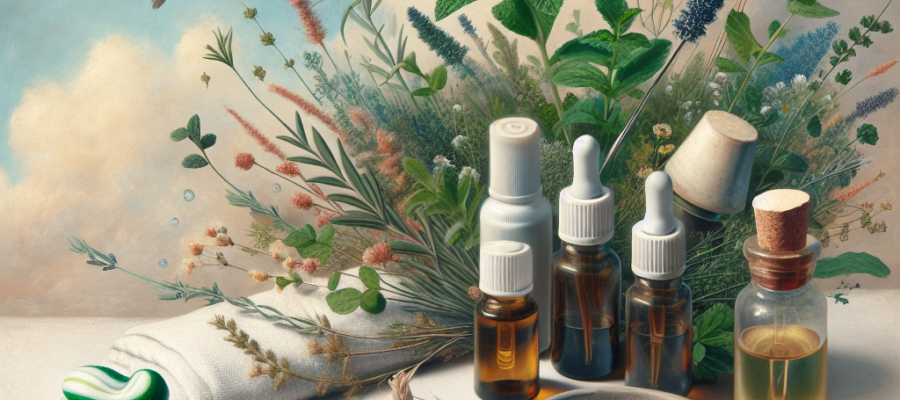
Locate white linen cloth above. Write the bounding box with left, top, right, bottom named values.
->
left=108, top=267, right=421, bottom=400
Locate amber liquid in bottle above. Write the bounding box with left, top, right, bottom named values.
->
left=735, top=325, right=827, bottom=400
left=551, top=243, right=620, bottom=379
left=475, top=295, right=540, bottom=400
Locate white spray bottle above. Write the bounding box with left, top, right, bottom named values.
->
left=480, top=117, right=553, bottom=352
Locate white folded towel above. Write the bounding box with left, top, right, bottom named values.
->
left=108, top=267, right=419, bottom=399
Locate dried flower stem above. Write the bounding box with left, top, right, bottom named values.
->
left=253, top=161, right=340, bottom=213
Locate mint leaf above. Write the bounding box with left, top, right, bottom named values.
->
left=725, top=10, right=762, bottom=64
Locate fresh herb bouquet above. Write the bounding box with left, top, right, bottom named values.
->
left=70, top=0, right=894, bottom=395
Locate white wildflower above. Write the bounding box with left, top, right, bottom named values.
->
left=714, top=100, right=720, bottom=106
left=458, top=166, right=480, bottom=181
left=452, top=104, right=462, bottom=113
left=666, top=85, right=674, bottom=95
left=715, top=72, right=728, bottom=82
left=776, top=82, right=786, bottom=91
left=682, top=101, right=692, bottom=110
left=760, top=105, right=772, bottom=114
left=684, top=112, right=693, bottom=124
left=824, top=94, right=833, bottom=102
left=713, top=90, right=721, bottom=99
left=451, top=135, right=466, bottom=148
left=433, top=155, right=453, bottom=169
left=792, top=74, right=807, bottom=86
left=709, top=82, right=720, bottom=89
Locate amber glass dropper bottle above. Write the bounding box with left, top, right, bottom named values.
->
left=475, top=241, right=540, bottom=400
left=734, top=189, right=827, bottom=400
left=551, top=135, right=621, bottom=379
left=625, top=171, right=692, bottom=395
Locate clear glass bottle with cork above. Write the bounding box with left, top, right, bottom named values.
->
left=551, top=135, right=621, bottom=379
left=735, top=189, right=827, bottom=400
left=625, top=171, right=692, bottom=395
left=475, top=241, right=540, bottom=400
left=480, top=117, right=553, bottom=353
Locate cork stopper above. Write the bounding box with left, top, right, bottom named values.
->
left=752, top=189, right=810, bottom=252
left=746, top=189, right=820, bottom=291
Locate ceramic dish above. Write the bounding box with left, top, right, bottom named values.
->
left=546, top=384, right=689, bottom=400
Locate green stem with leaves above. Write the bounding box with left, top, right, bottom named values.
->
left=728, top=13, right=794, bottom=112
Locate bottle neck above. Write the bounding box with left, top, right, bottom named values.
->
left=743, top=234, right=821, bottom=291
left=489, top=186, right=543, bottom=204
left=561, top=241, right=612, bottom=261
left=635, top=276, right=683, bottom=292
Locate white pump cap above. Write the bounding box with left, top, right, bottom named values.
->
left=632, top=171, right=687, bottom=280
left=488, top=118, right=542, bottom=203
left=559, top=135, right=615, bottom=245
left=479, top=241, right=534, bottom=297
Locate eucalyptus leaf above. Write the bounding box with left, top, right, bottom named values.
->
left=181, top=154, right=209, bottom=169
left=328, top=272, right=341, bottom=291
left=807, top=115, right=822, bottom=138
left=325, top=287, right=363, bottom=315
left=170, top=127, right=188, bottom=142
left=200, top=133, right=217, bottom=149
left=360, top=289, right=387, bottom=314
left=390, top=240, right=432, bottom=257
left=814, top=252, right=891, bottom=278
left=359, top=265, right=381, bottom=290
left=307, top=176, right=353, bottom=190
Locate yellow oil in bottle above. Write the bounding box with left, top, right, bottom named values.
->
left=735, top=325, right=827, bottom=400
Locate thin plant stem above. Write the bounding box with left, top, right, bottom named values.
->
left=728, top=13, right=794, bottom=112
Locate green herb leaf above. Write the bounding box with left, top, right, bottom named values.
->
left=296, top=242, right=335, bottom=265
left=359, top=265, right=381, bottom=290
left=412, top=87, right=436, bottom=96
left=428, top=65, right=448, bottom=91
left=701, top=346, right=735, bottom=374
left=856, top=123, right=879, bottom=145
left=340, top=0, right=363, bottom=44
left=200, top=133, right=217, bottom=149
left=693, top=342, right=707, bottom=364
left=328, top=272, right=341, bottom=291
left=491, top=0, right=563, bottom=41
left=316, top=224, right=335, bottom=245
left=755, top=51, right=784, bottom=66
left=551, top=61, right=610, bottom=92
left=276, top=276, right=294, bottom=291
left=402, top=158, right=436, bottom=192
left=815, top=252, right=891, bottom=278
left=181, top=154, right=209, bottom=169
left=759, top=170, right=785, bottom=189
left=831, top=293, right=849, bottom=304
left=715, top=57, right=747, bottom=72
left=283, top=225, right=317, bottom=248
left=807, top=115, right=822, bottom=138
left=435, top=0, right=478, bottom=21
left=787, top=0, right=840, bottom=18
left=768, top=20, right=782, bottom=38
left=325, top=287, right=363, bottom=315
left=187, top=114, right=201, bottom=144
left=725, top=10, right=762, bottom=64
left=390, top=240, right=432, bottom=257
left=835, top=69, right=852, bottom=85
left=359, top=289, right=387, bottom=314
left=307, top=176, right=353, bottom=190
left=612, top=38, right=672, bottom=97
left=692, top=362, right=718, bottom=383
left=774, top=152, right=809, bottom=173
left=170, top=127, right=189, bottom=142
left=550, top=30, right=614, bottom=65
left=312, top=127, right=343, bottom=179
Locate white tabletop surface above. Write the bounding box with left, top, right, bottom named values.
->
left=2, top=289, right=898, bottom=400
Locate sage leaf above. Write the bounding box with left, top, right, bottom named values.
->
left=170, top=127, right=188, bottom=142
left=814, top=252, right=891, bottom=279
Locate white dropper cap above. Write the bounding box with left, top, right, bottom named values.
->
left=479, top=241, right=534, bottom=297
left=632, top=171, right=687, bottom=280
left=559, top=135, right=615, bottom=245
left=488, top=118, right=542, bottom=203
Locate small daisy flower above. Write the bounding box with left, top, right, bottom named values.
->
left=775, top=82, right=786, bottom=91
left=652, top=123, right=673, bottom=138
left=452, top=104, right=462, bottom=113
left=715, top=72, right=727, bottom=82
left=682, top=101, right=692, bottom=110
left=792, top=74, right=807, bottom=86
left=709, top=82, right=720, bottom=89
left=433, top=155, right=453, bottom=169
left=665, top=85, right=674, bottom=95
left=684, top=112, right=693, bottom=124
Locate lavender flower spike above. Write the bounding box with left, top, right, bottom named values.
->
left=672, top=0, right=726, bottom=43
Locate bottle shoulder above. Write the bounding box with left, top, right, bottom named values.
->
left=476, top=295, right=539, bottom=321
left=481, top=196, right=553, bottom=218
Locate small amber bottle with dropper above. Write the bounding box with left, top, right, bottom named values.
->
left=551, top=135, right=621, bottom=379
left=735, top=189, right=827, bottom=400
left=475, top=241, right=540, bottom=400
left=625, top=171, right=692, bottom=396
